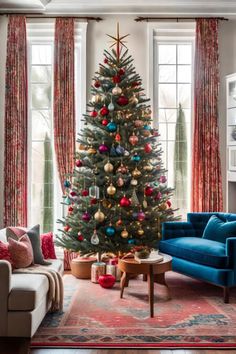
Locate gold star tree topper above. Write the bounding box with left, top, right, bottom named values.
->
left=107, top=23, right=130, bottom=62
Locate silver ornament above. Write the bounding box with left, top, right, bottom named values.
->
left=91, top=230, right=99, bottom=245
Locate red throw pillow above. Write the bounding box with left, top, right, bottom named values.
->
left=8, top=235, right=34, bottom=268
left=0, top=241, right=13, bottom=265
left=40, top=232, right=57, bottom=259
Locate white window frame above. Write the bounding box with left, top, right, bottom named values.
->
left=27, top=19, right=87, bottom=230
left=147, top=22, right=195, bottom=216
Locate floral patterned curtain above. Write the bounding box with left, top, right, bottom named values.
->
left=4, top=15, right=28, bottom=227
left=191, top=18, right=223, bottom=212
left=54, top=18, right=75, bottom=192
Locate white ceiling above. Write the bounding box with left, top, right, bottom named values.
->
left=0, top=0, right=236, bottom=17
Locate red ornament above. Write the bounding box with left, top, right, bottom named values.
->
left=144, top=143, right=152, bottom=153
left=98, top=274, right=116, bottom=288
left=115, top=133, right=121, bottom=142
left=82, top=189, right=89, bottom=197
left=100, top=106, right=109, bottom=116
left=94, top=80, right=100, bottom=88
left=167, top=200, right=172, bottom=208
left=102, top=119, right=109, bottom=126
left=120, top=196, right=131, bottom=207
left=78, top=232, right=84, bottom=241
left=68, top=206, right=74, bottom=212
left=116, top=218, right=122, bottom=226
left=145, top=186, right=153, bottom=196
left=75, top=159, right=83, bottom=167
left=137, top=211, right=145, bottom=221
left=70, top=191, right=77, bottom=197
left=113, top=75, right=121, bottom=84
left=90, top=198, right=98, bottom=205
left=154, top=192, right=162, bottom=201
left=118, top=68, right=125, bottom=76
left=64, top=225, right=70, bottom=232
left=117, top=95, right=129, bottom=106
left=90, top=110, right=98, bottom=118
left=131, top=81, right=139, bottom=87
left=104, top=57, right=108, bottom=64
left=129, top=133, right=139, bottom=146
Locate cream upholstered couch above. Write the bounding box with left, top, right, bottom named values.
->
left=0, top=229, right=63, bottom=338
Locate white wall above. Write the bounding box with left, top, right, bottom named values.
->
left=0, top=16, right=7, bottom=228
left=218, top=20, right=236, bottom=210
left=0, top=16, right=236, bottom=226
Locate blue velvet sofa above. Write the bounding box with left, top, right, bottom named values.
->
left=159, top=212, right=236, bottom=303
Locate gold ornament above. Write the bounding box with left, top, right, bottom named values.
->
left=132, top=167, right=142, bottom=178
left=144, top=164, right=153, bottom=172
left=112, top=84, right=122, bottom=95
left=134, top=120, right=144, bottom=127
left=102, top=200, right=112, bottom=208
left=143, top=130, right=151, bottom=137
left=121, top=228, right=129, bottom=238
left=94, top=209, right=105, bottom=222
left=107, top=183, right=116, bottom=195
left=137, top=228, right=144, bottom=236
left=91, top=94, right=101, bottom=104
left=159, top=203, right=167, bottom=211
left=130, top=179, right=138, bottom=186
left=104, top=161, right=114, bottom=173
left=87, top=147, right=97, bottom=154
left=130, top=94, right=138, bottom=105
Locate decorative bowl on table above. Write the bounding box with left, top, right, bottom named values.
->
left=133, top=246, right=151, bottom=259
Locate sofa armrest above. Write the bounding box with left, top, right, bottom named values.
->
left=162, top=221, right=195, bottom=240
left=0, top=260, right=12, bottom=336
left=226, top=237, right=236, bottom=272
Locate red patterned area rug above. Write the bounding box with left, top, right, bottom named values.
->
left=31, top=272, right=236, bottom=349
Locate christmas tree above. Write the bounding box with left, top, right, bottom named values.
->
left=56, top=24, right=176, bottom=257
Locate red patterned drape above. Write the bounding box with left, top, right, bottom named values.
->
left=54, top=18, right=75, bottom=192
left=4, top=16, right=28, bottom=227
left=191, top=18, right=223, bottom=212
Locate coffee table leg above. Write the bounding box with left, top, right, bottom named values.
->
left=120, top=271, right=127, bottom=298
left=147, top=266, right=154, bottom=318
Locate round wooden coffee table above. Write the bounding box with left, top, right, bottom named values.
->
left=118, top=253, right=172, bottom=318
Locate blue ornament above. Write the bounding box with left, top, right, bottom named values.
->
left=128, top=239, right=135, bottom=244
left=116, top=145, right=125, bottom=156
left=132, top=154, right=141, bottom=162
left=105, top=226, right=116, bottom=237
left=64, top=180, right=71, bottom=188
left=110, top=146, right=117, bottom=156
left=107, top=121, right=117, bottom=132
left=64, top=196, right=72, bottom=205
left=144, top=124, right=151, bottom=130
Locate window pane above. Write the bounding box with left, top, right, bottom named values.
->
left=167, top=141, right=175, bottom=187
left=177, top=65, right=191, bottom=83
left=158, top=65, right=176, bottom=83
left=158, top=123, right=167, bottom=140
left=178, top=84, right=191, bottom=108
left=31, top=45, right=52, bottom=64
left=158, top=84, right=176, bottom=108
left=178, top=45, right=192, bottom=64
left=31, top=84, right=51, bottom=109
left=31, top=142, right=44, bottom=183
left=32, top=110, right=51, bottom=140
left=168, top=123, right=176, bottom=141
left=158, top=45, right=176, bottom=64
left=31, top=66, right=51, bottom=83
left=158, top=109, right=177, bottom=123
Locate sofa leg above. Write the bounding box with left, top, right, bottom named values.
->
left=223, top=287, right=229, bottom=303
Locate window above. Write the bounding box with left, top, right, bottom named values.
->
left=27, top=20, right=87, bottom=232
left=148, top=23, right=195, bottom=218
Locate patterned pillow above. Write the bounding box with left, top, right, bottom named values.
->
left=0, top=241, right=12, bottom=265
left=8, top=235, right=34, bottom=268
left=6, top=226, right=26, bottom=240
left=40, top=232, right=57, bottom=259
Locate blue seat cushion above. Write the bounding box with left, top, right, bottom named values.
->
left=202, top=215, right=236, bottom=243
left=159, top=237, right=229, bottom=269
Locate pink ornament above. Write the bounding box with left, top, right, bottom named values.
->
left=76, top=159, right=83, bottom=167
left=98, top=274, right=116, bottom=288
left=134, top=120, right=143, bottom=127
left=145, top=186, right=153, bottom=196
left=120, top=196, right=131, bottom=207
left=144, top=143, right=152, bottom=153
left=159, top=175, right=167, bottom=183
left=129, top=133, right=139, bottom=146
left=82, top=211, right=91, bottom=222
left=137, top=211, right=145, bottom=221
left=100, top=106, right=109, bottom=116
left=99, top=144, right=109, bottom=154
left=155, top=192, right=162, bottom=200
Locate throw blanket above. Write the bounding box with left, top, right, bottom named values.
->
left=13, top=265, right=63, bottom=312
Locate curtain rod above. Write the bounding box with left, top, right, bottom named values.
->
left=0, top=14, right=103, bottom=21
left=135, top=16, right=228, bottom=22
